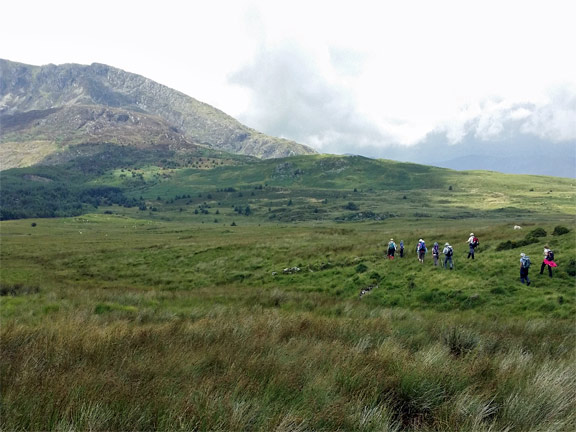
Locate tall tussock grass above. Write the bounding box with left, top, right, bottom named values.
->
left=2, top=307, right=574, bottom=431
left=2, top=217, right=574, bottom=429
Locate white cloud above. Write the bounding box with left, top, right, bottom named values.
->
left=521, top=86, right=576, bottom=142
left=1, top=0, right=575, bottom=155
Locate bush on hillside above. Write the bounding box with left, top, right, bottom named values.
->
left=567, top=259, right=576, bottom=277
left=496, top=240, right=518, bottom=251
left=552, top=225, right=570, bottom=236
left=496, top=227, right=547, bottom=251
left=527, top=227, right=547, bottom=238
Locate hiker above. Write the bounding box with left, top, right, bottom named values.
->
left=399, top=240, right=404, bottom=258
left=443, top=242, right=454, bottom=270
left=432, top=242, right=440, bottom=266
left=417, top=239, right=427, bottom=263
left=467, top=233, right=479, bottom=259
left=520, top=253, right=532, bottom=285
left=539, top=245, right=557, bottom=278
left=387, top=238, right=397, bottom=259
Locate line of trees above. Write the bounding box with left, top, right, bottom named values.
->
left=0, top=183, right=140, bottom=220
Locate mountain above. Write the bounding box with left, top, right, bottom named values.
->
left=377, top=133, right=576, bottom=178
left=0, top=59, right=316, bottom=169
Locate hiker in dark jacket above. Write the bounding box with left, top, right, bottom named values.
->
left=432, top=242, right=440, bottom=266
left=539, top=245, right=556, bottom=278
left=387, top=239, right=397, bottom=259
left=443, top=243, right=454, bottom=270
left=520, top=253, right=532, bottom=285
left=399, top=240, right=404, bottom=258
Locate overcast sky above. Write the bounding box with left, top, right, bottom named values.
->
left=2, top=0, right=575, bottom=157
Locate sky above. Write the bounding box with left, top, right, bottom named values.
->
left=1, top=0, right=575, bottom=160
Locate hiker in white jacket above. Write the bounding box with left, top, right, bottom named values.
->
left=467, top=233, right=478, bottom=259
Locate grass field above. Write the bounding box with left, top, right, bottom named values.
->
left=1, top=208, right=575, bottom=430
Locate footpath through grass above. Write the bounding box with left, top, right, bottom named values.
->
left=1, top=215, right=575, bottom=430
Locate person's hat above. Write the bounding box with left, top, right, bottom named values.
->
left=520, top=253, right=525, bottom=257
left=419, top=239, right=423, bottom=242
left=470, top=233, right=474, bottom=236
left=390, top=238, right=393, bottom=241
left=445, top=243, right=450, bottom=246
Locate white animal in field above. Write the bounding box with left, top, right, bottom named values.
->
left=513, top=225, right=522, bottom=230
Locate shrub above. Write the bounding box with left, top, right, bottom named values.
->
left=497, top=227, right=548, bottom=251
left=496, top=240, right=518, bottom=251
left=566, top=259, right=576, bottom=277
left=355, top=263, right=368, bottom=273
left=528, top=227, right=547, bottom=238
left=369, top=271, right=382, bottom=282
left=0, top=283, right=40, bottom=296
left=552, top=225, right=570, bottom=236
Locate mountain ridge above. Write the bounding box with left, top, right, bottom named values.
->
left=0, top=59, right=316, bottom=169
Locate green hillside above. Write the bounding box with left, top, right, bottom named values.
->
left=2, top=153, right=574, bottom=222
left=1, top=154, right=575, bottom=431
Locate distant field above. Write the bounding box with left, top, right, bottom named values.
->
left=1, top=213, right=575, bottom=430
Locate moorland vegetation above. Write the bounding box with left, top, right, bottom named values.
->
left=1, top=154, right=575, bottom=431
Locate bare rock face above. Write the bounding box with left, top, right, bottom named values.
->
left=0, top=59, right=316, bottom=168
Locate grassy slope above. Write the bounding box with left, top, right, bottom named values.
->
left=1, top=156, right=575, bottom=430
left=1, top=214, right=575, bottom=430
left=90, top=154, right=575, bottom=225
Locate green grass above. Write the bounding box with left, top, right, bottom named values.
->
left=1, top=154, right=575, bottom=430
left=1, top=212, right=575, bottom=430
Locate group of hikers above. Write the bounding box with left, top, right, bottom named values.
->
left=384, top=233, right=557, bottom=284
left=385, top=233, right=479, bottom=270
left=519, top=245, right=557, bottom=286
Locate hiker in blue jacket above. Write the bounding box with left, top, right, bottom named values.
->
left=387, top=239, right=397, bottom=259
left=417, top=239, right=427, bottom=263
left=520, top=253, right=532, bottom=285
left=399, top=240, right=404, bottom=258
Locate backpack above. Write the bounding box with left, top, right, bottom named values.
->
left=522, top=256, right=531, bottom=268
left=446, top=246, right=453, bottom=257
left=433, top=245, right=439, bottom=255
left=472, top=237, right=479, bottom=248
left=547, top=251, right=554, bottom=261
left=388, top=241, right=395, bottom=249
left=418, top=241, right=426, bottom=252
